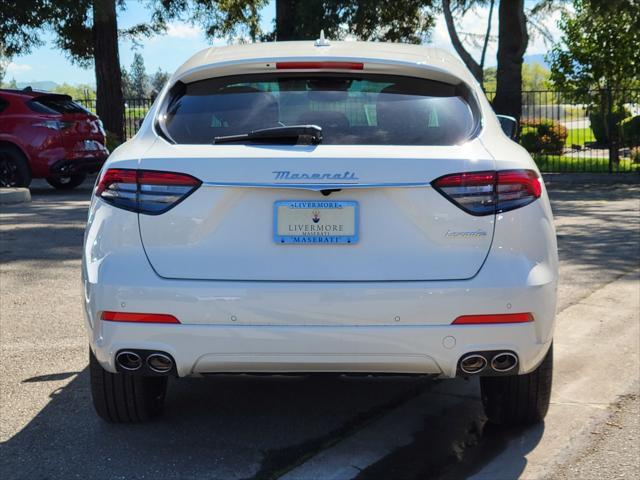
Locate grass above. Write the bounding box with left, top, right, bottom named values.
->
left=125, top=106, right=150, bottom=117
left=565, top=127, right=596, bottom=147
left=533, top=154, right=640, bottom=172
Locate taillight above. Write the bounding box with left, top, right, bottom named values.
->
left=452, top=312, right=534, bottom=325
left=431, top=169, right=541, bottom=216
left=275, top=61, right=364, bottom=70
left=101, top=311, right=180, bottom=323
left=96, top=168, right=201, bottom=215
left=33, top=120, right=74, bottom=130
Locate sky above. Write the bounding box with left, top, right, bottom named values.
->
left=4, top=0, right=564, bottom=86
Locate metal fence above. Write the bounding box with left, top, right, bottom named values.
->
left=78, top=89, right=640, bottom=173
left=486, top=89, right=639, bottom=173
left=77, top=97, right=155, bottom=146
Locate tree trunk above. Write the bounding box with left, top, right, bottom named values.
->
left=275, top=0, right=296, bottom=41
left=442, top=0, right=483, bottom=84
left=93, top=0, right=124, bottom=143
left=492, top=0, right=528, bottom=121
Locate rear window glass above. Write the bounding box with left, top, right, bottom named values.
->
left=28, top=96, right=89, bottom=115
left=160, top=73, right=479, bottom=145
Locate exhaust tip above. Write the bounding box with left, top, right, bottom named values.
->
left=460, top=354, right=487, bottom=374
left=116, top=351, right=142, bottom=371
left=491, top=352, right=518, bottom=372
left=147, top=353, right=173, bottom=373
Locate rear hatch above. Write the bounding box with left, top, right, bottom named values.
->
left=138, top=69, right=494, bottom=281
left=29, top=94, right=105, bottom=151
left=138, top=143, right=495, bottom=281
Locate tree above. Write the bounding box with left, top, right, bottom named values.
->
left=92, top=0, right=125, bottom=142
left=274, top=0, right=342, bottom=40
left=548, top=0, right=640, bottom=99
left=442, top=0, right=565, bottom=121
left=0, top=54, right=6, bottom=85
left=522, top=63, right=550, bottom=91
left=491, top=0, right=528, bottom=120
left=151, top=0, right=268, bottom=43
left=548, top=0, right=639, bottom=158
left=129, top=53, right=150, bottom=98
left=0, top=1, right=55, bottom=86
left=0, top=1, right=54, bottom=58
left=48, top=0, right=170, bottom=142
left=150, top=68, right=170, bottom=97
left=121, top=68, right=134, bottom=99
left=159, top=0, right=437, bottom=44
left=271, top=0, right=437, bottom=43
left=442, top=0, right=495, bottom=85
left=52, top=82, right=96, bottom=99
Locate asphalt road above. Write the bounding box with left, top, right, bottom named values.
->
left=1, top=177, right=639, bottom=480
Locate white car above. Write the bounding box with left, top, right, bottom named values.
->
left=83, top=39, right=558, bottom=424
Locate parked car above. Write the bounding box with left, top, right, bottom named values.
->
left=83, top=39, right=558, bottom=425
left=0, top=88, right=109, bottom=189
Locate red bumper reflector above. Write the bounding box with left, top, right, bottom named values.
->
left=452, top=313, right=534, bottom=325
left=101, top=311, right=180, bottom=324
left=275, top=61, right=364, bottom=70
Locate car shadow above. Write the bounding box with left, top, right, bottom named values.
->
left=0, top=181, right=91, bottom=264
left=0, top=368, right=419, bottom=479
left=0, top=368, right=541, bottom=480
left=549, top=184, right=640, bottom=310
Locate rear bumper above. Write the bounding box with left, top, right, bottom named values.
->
left=91, top=321, right=553, bottom=378
left=84, top=247, right=557, bottom=378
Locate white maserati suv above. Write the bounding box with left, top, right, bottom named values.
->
left=83, top=40, right=558, bottom=424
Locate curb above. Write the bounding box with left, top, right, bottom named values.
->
left=543, top=172, right=640, bottom=188
left=0, top=188, right=32, bottom=205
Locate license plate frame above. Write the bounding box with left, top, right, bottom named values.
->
left=274, top=200, right=359, bottom=245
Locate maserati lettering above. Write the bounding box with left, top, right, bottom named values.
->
left=273, top=170, right=359, bottom=181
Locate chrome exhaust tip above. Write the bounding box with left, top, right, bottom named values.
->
left=460, top=354, right=488, bottom=374
left=491, top=352, right=518, bottom=372
left=116, top=351, right=143, bottom=371
left=147, top=353, right=173, bottom=373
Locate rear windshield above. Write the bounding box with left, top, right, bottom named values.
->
left=159, top=73, right=479, bottom=145
left=28, top=95, right=89, bottom=115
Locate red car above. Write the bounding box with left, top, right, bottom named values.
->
left=0, top=88, right=109, bottom=189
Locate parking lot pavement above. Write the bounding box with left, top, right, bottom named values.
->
left=1, top=178, right=639, bottom=480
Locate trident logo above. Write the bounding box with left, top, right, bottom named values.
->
left=312, top=210, right=321, bottom=223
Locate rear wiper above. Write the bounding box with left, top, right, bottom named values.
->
left=212, top=125, right=323, bottom=145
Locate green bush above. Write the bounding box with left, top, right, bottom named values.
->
left=588, top=108, right=630, bottom=145
left=520, top=119, right=568, bottom=154
left=630, top=147, right=640, bottom=164
left=621, top=115, right=640, bottom=146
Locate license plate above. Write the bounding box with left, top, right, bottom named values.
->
left=274, top=200, right=359, bottom=244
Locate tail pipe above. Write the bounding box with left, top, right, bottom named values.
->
left=459, top=354, right=488, bottom=374
left=115, top=351, right=143, bottom=371
left=147, top=353, right=174, bottom=373
left=457, top=350, right=519, bottom=376
left=491, top=352, right=518, bottom=372
left=114, top=349, right=175, bottom=376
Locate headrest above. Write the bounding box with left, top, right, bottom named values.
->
left=213, top=86, right=279, bottom=127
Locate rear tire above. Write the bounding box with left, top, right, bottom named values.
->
left=89, top=348, right=168, bottom=423
left=480, top=343, right=553, bottom=426
left=46, top=173, right=87, bottom=190
left=0, top=145, right=31, bottom=188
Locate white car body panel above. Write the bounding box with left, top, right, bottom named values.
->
left=137, top=142, right=496, bottom=281
left=83, top=41, right=558, bottom=379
